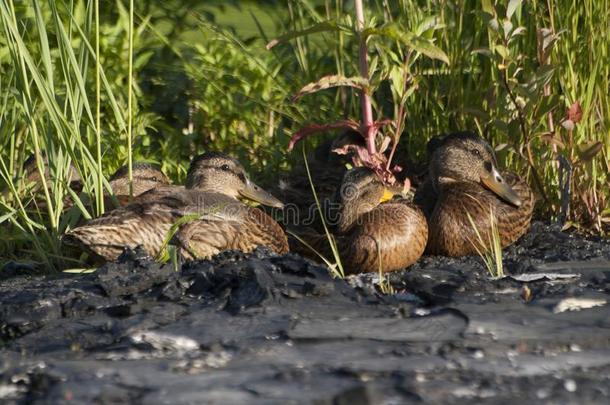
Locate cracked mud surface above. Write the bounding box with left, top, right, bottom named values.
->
left=1, top=222, right=610, bottom=404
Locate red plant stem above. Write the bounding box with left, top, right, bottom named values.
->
left=354, top=0, right=376, bottom=156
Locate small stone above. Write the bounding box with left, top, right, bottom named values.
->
left=569, top=344, right=582, bottom=352
left=472, top=350, right=484, bottom=359
left=564, top=379, right=577, bottom=392
left=536, top=388, right=550, bottom=399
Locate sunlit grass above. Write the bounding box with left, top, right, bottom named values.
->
left=300, top=146, right=345, bottom=279
left=466, top=209, right=505, bottom=279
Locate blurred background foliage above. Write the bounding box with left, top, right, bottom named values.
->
left=0, top=0, right=608, bottom=269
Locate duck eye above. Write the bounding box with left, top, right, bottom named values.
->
left=151, top=176, right=157, bottom=182
left=471, top=149, right=481, bottom=157
left=220, top=164, right=231, bottom=171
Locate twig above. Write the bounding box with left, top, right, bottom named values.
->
left=354, top=0, right=375, bottom=156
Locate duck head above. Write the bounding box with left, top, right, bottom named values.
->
left=428, top=131, right=522, bottom=207
left=185, top=152, right=284, bottom=209
left=109, top=162, right=170, bottom=197
left=332, top=167, right=399, bottom=233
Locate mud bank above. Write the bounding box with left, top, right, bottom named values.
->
left=1, top=222, right=610, bottom=404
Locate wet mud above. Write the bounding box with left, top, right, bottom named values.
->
left=1, top=222, right=610, bottom=404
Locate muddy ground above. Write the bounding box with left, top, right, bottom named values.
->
left=1, top=221, right=610, bottom=404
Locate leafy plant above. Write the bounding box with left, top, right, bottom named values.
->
left=268, top=0, right=449, bottom=187
left=476, top=0, right=607, bottom=231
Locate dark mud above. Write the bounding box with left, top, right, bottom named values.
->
left=1, top=222, right=610, bottom=404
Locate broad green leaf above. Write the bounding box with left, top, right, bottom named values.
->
left=415, top=16, right=445, bottom=37
left=365, top=25, right=449, bottom=65
left=266, top=20, right=351, bottom=50
left=482, top=0, right=494, bottom=15
left=494, top=44, right=510, bottom=59
left=291, top=75, right=369, bottom=102
left=410, top=37, right=450, bottom=65
left=507, top=0, right=523, bottom=19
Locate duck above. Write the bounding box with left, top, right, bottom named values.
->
left=75, top=161, right=172, bottom=210
left=290, top=167, right=428, bottom=274
left=414, top=131, right=534, bottom=256
left=2, top=153, right=83, bottom=200
left=5, top=155, right=170, bottom=210
left=62, top=152, right=288, bottom=262
left=274, top=130, right=365, bottom=232
left=107, top=161, right=171, bottom=199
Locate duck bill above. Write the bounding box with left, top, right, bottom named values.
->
left=239, top=179, right=284, bottom=209
left=379, top=188, right=395, bottom=203
left=480, top=167, right=522, bottom=207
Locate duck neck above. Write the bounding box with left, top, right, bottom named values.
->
left=333, top=197, right=377, bottom=234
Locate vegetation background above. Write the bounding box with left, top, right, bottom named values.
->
left=0, top=0, right=608, bottom=271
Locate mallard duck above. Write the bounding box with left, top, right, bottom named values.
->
left=2, top=154, right=82, bottom=198
left=63, top=152, right=288, bottom=262
left=414, top=131, right=534, bottom=256
left=6, top=156, right=169, bottom=210
left=274, top=130, right=365, bottom=232
left=108, top=162, right=171, bottom=198
left=291, top=167, right=428, bottom=274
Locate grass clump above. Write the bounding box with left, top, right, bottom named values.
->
left=466, top=209, right=505, bottom=279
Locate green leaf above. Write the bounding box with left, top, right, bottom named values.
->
left=507, top=0, right=523, bottom=19
left=415, top=16, right=445, bottom=37
left=291, top=75, right=369, bottom=102
left=494, top=44, right=510, bottom=59
left=410, top=37, right=450, bottom=65
left=365, top=25, right=449, bottom=65
left=266, top=20, right=351, bottom=50
left=482, top=0, right=494, bottom=14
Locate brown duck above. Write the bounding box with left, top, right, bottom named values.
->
left=414, top=131, right=534, bottom=256
left=9, top=156, right=170, bottom=211
left=77, top=162, right=172, bottom=210
left=291, top=167, right=428, bottom=274
left=63, top=152, right=288, bottom=262
left=107, top=162, right=171, bottom=199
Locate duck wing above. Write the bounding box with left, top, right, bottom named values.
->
left=62, top=191, right=242, bottom=261
left=173, top=206, right=289, bottom=261
left=290, top=201, right=427, bottom=274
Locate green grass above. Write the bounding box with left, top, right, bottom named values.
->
left=0, top=0, right=608, bottom=272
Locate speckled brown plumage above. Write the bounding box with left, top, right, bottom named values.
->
left=8, top=157, right=169, bottom=213
left=63, top=153, right=287, bottom=262
left=174, top=204, right=288, bottom=260
left=414, top=132, right=534, bottom=257
left=108, top=162, right=171, bottom=198
left=64, top=191, right=287, bottom=261
left=291, top=168, right=428, bottom=274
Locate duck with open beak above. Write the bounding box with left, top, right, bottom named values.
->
left=414, top=131, right=534, bottom=257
